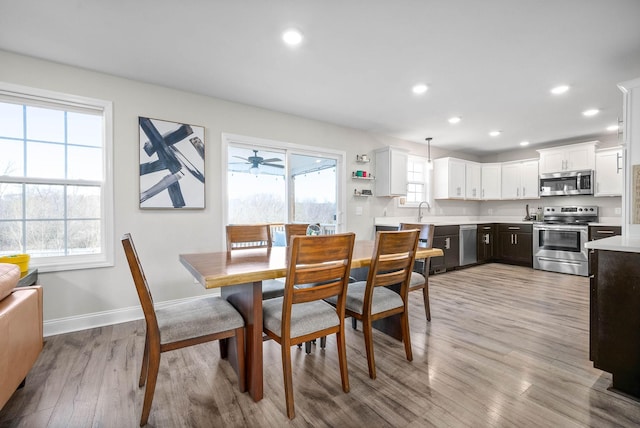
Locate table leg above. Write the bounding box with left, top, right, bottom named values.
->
left=222, top=281, right=263, bottom=401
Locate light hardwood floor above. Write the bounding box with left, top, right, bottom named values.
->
left=2, top=263, right=640, bottom=427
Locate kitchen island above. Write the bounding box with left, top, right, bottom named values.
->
left=585, top=235, right=640, bottom=400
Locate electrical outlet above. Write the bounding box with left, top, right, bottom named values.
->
left=355, top=206, right=363, bottom=216
left=488, top=208, right=493, bottom=215
left=615, top=207, right=621, bottom=215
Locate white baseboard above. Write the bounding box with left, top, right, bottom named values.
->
left=43, top=295, right=210, bottom=337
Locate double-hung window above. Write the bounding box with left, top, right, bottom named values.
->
left=0, top=83, right=113, bottom=272
left=399, top=154, right=429, bottom=207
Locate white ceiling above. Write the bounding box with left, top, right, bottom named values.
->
left=2, top=0, right=640, bottom=155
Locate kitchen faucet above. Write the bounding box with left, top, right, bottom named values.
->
left=418, top=201, right=430, bottom=222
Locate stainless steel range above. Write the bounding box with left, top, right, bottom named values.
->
left=533, top=206, right=598, bottom=276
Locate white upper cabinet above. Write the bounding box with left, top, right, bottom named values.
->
left=433, top=157, right=466, bottom=199
left=481, top=163, right=502, bottom=200
left=375, top=146, right=408, bottom=197
left=537, top=141, right=597, bottom=174
left=501, top=160, right=539, bottom=199
left=595, top=147, right=624, bottom=197
left=465, top=161, right=481, bottom=200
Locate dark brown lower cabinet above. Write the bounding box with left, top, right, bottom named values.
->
left=477, top=223, right=494, bottom=263
left=496, top=224, right=532, bottom=266
left=591, top=249, right=640, bottom=399
left=430, top=225, right=459, bottom=274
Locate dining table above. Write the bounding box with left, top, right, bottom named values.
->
left=179, top=240, right=443, bottom=402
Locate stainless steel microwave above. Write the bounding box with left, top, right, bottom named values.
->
left=539, top=170, right=594, bottom=196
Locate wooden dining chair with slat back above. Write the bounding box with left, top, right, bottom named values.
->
left=327, top=229, right=419, bottom=380
left=399, top=223, right=435, bottom=322
left=122, top=233, right=246, bottom=427
left=262, top=232, right=356, bottom=419
left=226, top=224, right=285, bottom=300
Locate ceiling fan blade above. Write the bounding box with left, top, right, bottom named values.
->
left=232, top=155, right=249, bottom=161
left=261, top=158, right=282, bottom=163
left=262, top=162, right=285, bottom=168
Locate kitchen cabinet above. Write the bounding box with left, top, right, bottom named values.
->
left=375, top=146, right=408, bottom=197
left=496, top=223, right=532, bottom=266
left=477, top=223, right=495, bottom=263
left=619, top=77, right=640, bottom=236
left=481, top=163, right=501, bottom=200
left=590, top=249, right=640, bottom=399
left=430, top=225, right=460, bottom=273
left=465, top=161, right=481, bottom=200
left=501, top=160, right=539, bottom=199
left=433, top=157, right=466, bottom=199
left=537, top=141, right=597, bottom=174
left=595, top=147, right=623, bottom=197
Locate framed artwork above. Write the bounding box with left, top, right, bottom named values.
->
left=138, top=117, right=205, bottom=209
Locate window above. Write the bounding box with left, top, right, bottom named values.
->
left=223, top=134, right=344, bottom=237
left=0, top=83, right=113, bottom=272
left=398, top=155, right=430, bottom=207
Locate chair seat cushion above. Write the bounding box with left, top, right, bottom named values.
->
left=326, top=281, right=404, bottom=316
left=263, top=297, right=339, bottom=339
left=156, top=296, right=244, bottom=345
left=262, top=279, right=285, bottom=300
left=409, top=271, right=426, bottom=289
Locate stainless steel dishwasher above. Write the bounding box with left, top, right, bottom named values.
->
left=459, top=224, right=477, bottom=266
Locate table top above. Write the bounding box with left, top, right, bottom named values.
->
left=180, top=240, right=443, bottom=289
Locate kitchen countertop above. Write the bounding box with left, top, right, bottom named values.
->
left=585, top=235, right=640, bottom=253
left=375, top=216, right=621, bottom=228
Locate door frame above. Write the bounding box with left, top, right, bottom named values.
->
left=221, top=132, right=347, bottom=234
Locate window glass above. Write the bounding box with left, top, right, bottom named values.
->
left=0, top=88, right=113, bottom=271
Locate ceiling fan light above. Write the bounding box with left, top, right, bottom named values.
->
left=250, top=166, right=260, bottom=175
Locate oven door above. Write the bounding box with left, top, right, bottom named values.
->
left=533, top=224, right=589, bottom=262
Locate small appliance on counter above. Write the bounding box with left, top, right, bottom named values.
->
left=533, top=206, right=598, bottom=276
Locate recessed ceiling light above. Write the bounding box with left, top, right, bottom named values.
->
left=583, top=109, right=600, bottom=117
left=551, top=85, right=570, bottom=95
left=282, top=29, right=303, bottom=46
left=448, top=116, right=461, bottom=124
left=607, top=124, right=619, bottom=131
left=489, top=130, right=501, bottom=137
left=520, top=141, right=530, bottom=146
left=412, top=83, right=428, bottom=95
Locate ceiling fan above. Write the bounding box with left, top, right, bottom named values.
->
left=232, top=149, right=284, bottom=174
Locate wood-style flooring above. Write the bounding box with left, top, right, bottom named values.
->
left=2, top=263, right=640, bottom=427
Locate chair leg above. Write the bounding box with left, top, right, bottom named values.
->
left=140, top=346, right=160, bottom=426
left=362, top=317, right=376, bottom=380
left=235, top=327, right=247, bottom=392
left=351, top=317, right=357, bottom=330
left=305, top=341, right=311, bottom=354
left=401, top=310, right=413, bottom=362
left=422, top=285, right=431, bottom=322
left=139, top=331, right=150, bottom=387
left=320, top=336, right=326, bottom=348
left=281, top=342, right=295, bottom=419
left=336, top=328, right=350, bottom=393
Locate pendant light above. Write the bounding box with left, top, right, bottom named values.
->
left=425, top=137, right=433, bottom=170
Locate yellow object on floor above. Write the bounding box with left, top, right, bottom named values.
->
left=0, top=254, right=30, bottom=273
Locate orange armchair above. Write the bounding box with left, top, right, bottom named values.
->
left=0, top=263, right=43, bottom=410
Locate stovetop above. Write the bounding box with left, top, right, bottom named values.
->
left=542, top=205, right=598, bottom=225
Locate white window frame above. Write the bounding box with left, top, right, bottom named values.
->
left=398, top=154, right=429, bottom=208
left=0, top=82, right=114, bottom=272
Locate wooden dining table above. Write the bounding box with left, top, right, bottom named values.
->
left=179, top=240, right=443, bottom=402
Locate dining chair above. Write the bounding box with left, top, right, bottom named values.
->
left=226, top=224, right=285, bottom=300
left=399, top=222, right=435, bottom=322
left=262, top=232, right=355, bottom=419
left=284, top=223, right=309, bottom=246
left=327, top=229, right=419, bottom=380
left=122, top=233, right=246, bottom=427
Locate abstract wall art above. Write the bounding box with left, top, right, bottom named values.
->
left=138, top=117, right=205, bottom=209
